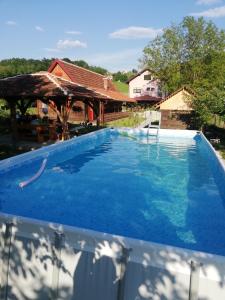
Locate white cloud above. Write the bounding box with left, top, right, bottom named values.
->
left=57, top=39, right=87, bottom=49
left=65, top=30, right=82, bottom=35
left=44, top=48, right=60, bottom=53
left=191, top=5, right=225, bottom=17
left=35, top=26, right=44, bottom=32
left=5, top=20, right=17, bottom=26
left=196, top=0, right=222, bottom=5
left=109, top=26, right=162, bottom=39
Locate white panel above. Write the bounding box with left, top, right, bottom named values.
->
left=59, top=246, right=119, bottom=300
left=124, top=261, right=189, bottom=300
left=7, top=234, right=53, bottom=300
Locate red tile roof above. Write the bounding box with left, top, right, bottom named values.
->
left=0, top=72, right=135, bottom=103
left=48, top=59, right=116, bottom=91
left=93, top=88, right=135, bottom=102
left=0, top=72, right=110, bottom=101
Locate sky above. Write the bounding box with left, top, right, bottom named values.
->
left=0, top=0, right=225, bottom=72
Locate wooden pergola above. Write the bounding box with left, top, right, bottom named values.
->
left=0, top=72, right=133, bottom=143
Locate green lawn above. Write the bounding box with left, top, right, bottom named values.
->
left=113, top=81, right=129, bottom=95
left=107, top=114, right=144, bottom=127
left=204, top=125, right=225, bottom=159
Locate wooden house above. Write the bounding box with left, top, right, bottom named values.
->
left=37, top=59, right=132, bottom=123
left=156, top=87, right=195, bottom=129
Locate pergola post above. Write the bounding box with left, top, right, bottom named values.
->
left=8, top=100, right=18, bottom=147
left=86, top=99, right=100, bottom=127
left=84, top=102, right=88, bottom=122
left=100, top=101, right=105, bottom=125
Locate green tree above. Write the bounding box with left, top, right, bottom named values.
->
left=141, top=16, right=225, bottom=127
left=113, top=71, right=128, bottom=82
left=0, top=58, right=109, bottom=78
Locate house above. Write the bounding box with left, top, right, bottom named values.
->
left=126, top=68, right=162, bottom=106
left=156, top=87, right=195, bottom=129
left=156, top=86, right=194, bottom=111
left=37, top=59, right=132, bottom=123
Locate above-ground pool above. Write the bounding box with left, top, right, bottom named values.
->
left=1, top=128, right=225, bottom=256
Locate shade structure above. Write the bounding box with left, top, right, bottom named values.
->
left=0, top=71, right=134, bottom=103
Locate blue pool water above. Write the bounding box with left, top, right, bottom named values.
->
left=1, top=129, right=225, bottom=256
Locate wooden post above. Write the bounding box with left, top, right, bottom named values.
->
left=98, top=101, right=102, bottom=126
left=102, top=101, right=105, bottom=125
left=9, top=100, right=18, bottom=147
left=99, top=101, right=105, bottom=125
left=84, top=102, right=88, bottom=122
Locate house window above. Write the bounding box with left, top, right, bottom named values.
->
left=151, top=88, right=155, bottom=91
left=144, top=74, right=151, bottom=80
left=133, top=88, right=141, bottom=94
left=146, top=87, right=151, bottom=91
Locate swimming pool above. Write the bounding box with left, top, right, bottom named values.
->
left=1, top=128, right=225, bottom=256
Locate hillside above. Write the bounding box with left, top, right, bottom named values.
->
left=113, top=81, right=129, bottom=95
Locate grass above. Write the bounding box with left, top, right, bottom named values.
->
left=113, top=81, right=129, bottom=95
left=215, top=144, right=225, bottom=159
left=106, top=114, right=144, bottom=128
left=204, top=124, right=225, bottom=159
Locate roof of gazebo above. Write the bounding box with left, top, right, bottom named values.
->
left=0, top=72, right=134, bottom=103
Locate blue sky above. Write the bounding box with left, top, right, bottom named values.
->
left=0, top=0, right=224, bottom=71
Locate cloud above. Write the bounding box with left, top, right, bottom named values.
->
left=196, top=0, right=222, bottom=5
left=35, top=26, right=44, bottom=32
left=191, top=5, right=225, bottom=17
left=65, top=30, right=82, bottom=35
left=57, top=39, right=87, bottom=49
left=109, top=26, right=162, bottom=39
left=5, top=20, right=17, bottom=26
left=44, top=48, right=60, bottom=53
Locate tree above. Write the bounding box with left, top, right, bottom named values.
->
left=0, top=58, right=109, bottom=79
left=113, top=71, right=128, bottom=82
left=141, top=16, right=225, bottom=128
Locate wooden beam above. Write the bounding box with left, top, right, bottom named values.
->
left=9, top=101, right=18, bottom=147
left=99, top=101, right=105, bottom=125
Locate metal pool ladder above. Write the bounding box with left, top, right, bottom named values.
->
left=147, top=111, right=161, bottom=138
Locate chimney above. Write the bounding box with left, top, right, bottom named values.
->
left=103, top=77, right=109, bottom=90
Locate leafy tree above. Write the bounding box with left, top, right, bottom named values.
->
left=141, top=16, right=225, bottom=127
left=113, top=71, right=128, bottom=82
left=0, top=58, right=109, bottom=78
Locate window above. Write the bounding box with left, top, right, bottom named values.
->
left=151, top=88, right=155, bottom=91
left=144, top=74, right=151, bottom=80
left=146, top=87, right=151, bottom=91
left=133, top=88, right=141, bottom=94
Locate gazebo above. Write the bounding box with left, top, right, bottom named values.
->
left=0, top=71, right=133, bottom=142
